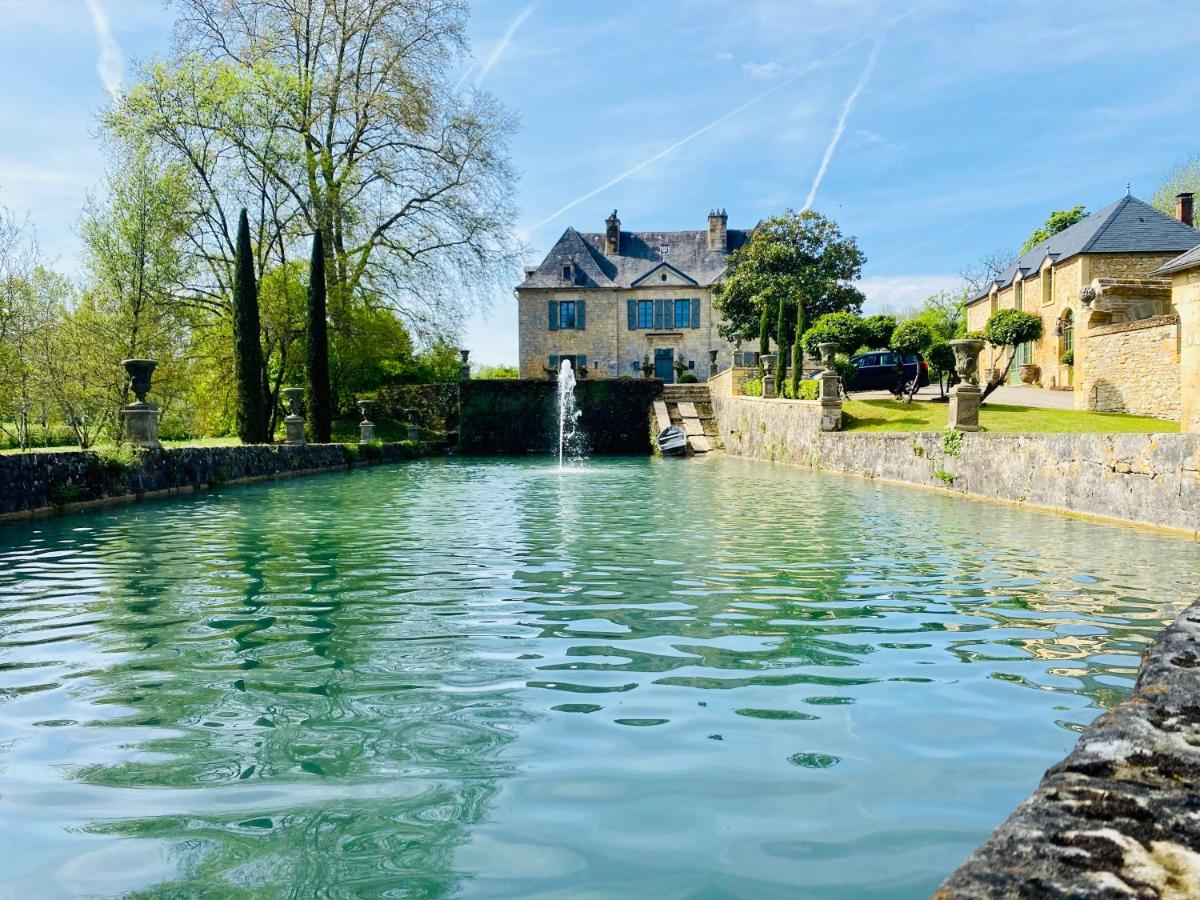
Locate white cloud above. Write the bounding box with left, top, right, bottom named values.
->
left=82, top=0, right=123, bottom=99
left=856, top=274, right=964, bottom=314
left=742, top=61, right=784, bottom=80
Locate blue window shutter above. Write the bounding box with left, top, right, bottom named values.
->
left=576, top=300, right=586, bottom=330
left=627, top=299, right=636, bottom=330
left=549, top=355, right=559, bottom=371
left=691, top=298, right=701, bottom=329
left=654, top=299, right=665, bottom=330
left=548, top=300, right=558, bottom=330
left=578, top=355, right=587, bottom=369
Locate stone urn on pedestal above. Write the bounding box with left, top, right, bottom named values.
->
left=459, top=349, right=471, bottom=382
left=121, top=359, right=161, bottom=449
left=948, top=338, right=985, bottom=432
left=761, top=353, right=777, bottom=398
left=708, top=349, right=719, bottom=379
left=357, top=399, right=376, bottom=444
left=281, top=387, right=306, bottom=445
left=403, top=407, right=421, bottom=444
left=816, top=342, right=843, bottom=430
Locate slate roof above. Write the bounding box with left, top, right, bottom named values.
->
left=967, top=195, right=1200, bottom=304
left=518, top=226, right=750, bottom=290
left=1149, top=243, right=1200, bottom=277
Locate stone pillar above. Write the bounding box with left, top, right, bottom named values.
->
left=817, top=342, right=842, bottom=431
left=121, top=358, right=161, bottom=449
left=762, top=353, right=777, bottom=398
left=358, top=399, right=376, bottom=444
left=281, top=387, right=306, bottom=445
left=948, top=339, right=985, bottom=432
left=1178, top=274, right=1200, bottom=433
left=708, top=349, right=718, bottom=379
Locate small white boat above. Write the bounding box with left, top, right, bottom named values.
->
left=656, top=425, right=688, bottom=457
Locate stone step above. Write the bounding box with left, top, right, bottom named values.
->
left=677, top=401, right=699, bottom=419
left=652, top=400, right=673, bottom=433
left=688, top=434, right=712, bottom=453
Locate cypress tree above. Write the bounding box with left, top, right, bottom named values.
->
left=758, top=300, right=770, bottom=367
left=305, top=229, right=333, bottom=443
left=232, top=208, right=269, bottom=443
left=775, top=290, right=789, bottom=390
left=790, top=295, right=805, bottom=398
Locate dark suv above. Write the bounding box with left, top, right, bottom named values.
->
left=846, top=351, right=930, bottom=393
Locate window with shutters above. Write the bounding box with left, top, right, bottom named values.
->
left=1014, top=280, right=1024, bottom=311
left=638, top=300, right=654, bottom=328
left=558, top=301, right=576, bottom=329
left=674, top=299, right=691, bottom=328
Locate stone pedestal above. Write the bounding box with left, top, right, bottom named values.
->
left=407, top=425, right=421, bottom=443
left=285, top=415, right=306, bottom=445
left=762, top=353, right=777, bottom=398
left=357, top=399, right=376, bottom=444
left=818, top=370, right=842, bottom=431
left=763, top=373, right=777, bottom=398
left=708, top=349, right=718, bottom=379
left=122, top=403, right=160, bottom=449
left=949, top=383, right=982, bottom=432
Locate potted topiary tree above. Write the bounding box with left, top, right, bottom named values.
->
left=981, top=309, right=1044, bottom=402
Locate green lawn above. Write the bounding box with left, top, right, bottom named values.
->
left=841, top=399, right=1178, bottom=433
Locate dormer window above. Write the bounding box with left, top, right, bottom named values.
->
left=560, top=259, right=575, bottom=283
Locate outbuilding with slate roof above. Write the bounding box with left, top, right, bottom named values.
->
left=1150, top=239, right=1200, bottom=432
left=964, top=193, right=1199, bottom=420
left=515, top=210, right=748, bottom=381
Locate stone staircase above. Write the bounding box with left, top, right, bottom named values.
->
left=653, top=384, right=722, bottom=455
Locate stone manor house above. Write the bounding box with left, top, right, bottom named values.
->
left=516, top=210, right=748, bottom=381
left=966, top=193, right=1200, bottom=422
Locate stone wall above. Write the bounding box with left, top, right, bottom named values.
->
left=1081, top=315, right=1181, bottom=419
left=711, top=395, right=1200, bottom=535
left=937, top=598, right=1200, bottom=897
left=0, top=442, right=423, bottom=521
left=458, top=379, right=662, bottom=455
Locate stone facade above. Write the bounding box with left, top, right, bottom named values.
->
left=1080, top=315, right=1181, bottom=419
left=1166, top=268, right=1200, bottom=433
left=516, top=211, right=746, bottom=382
left=710, top=393, right=1200, bottom=535
left=517, top=284, right=736, bottom=381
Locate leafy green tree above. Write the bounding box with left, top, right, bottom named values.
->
left=981, top=309, right=1044, bottom=402
left=232, top=209, right=269, bottom=443
left=905, top=290, right=966, bottom=342
left=1151, top=154, right=1200, bottom=216
left=476, top=364, right=518, bottom=379
left=1021, top=205, right=1087, bottom=253
left=890, top=319, right=934, bottom=401
left=861, top=314, right=897, bottom=351
left=714, top=209, right=865, bottom=343
left=925, top=341, right=957, bottom=399
left=775, top=290, right=789, bottom=387
left=305, top=230, right=333, bottom=443
left=757, top=301, right=770, bottom=372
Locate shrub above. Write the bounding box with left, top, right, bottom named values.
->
left=678, top=372, right=699, bottom=383
left=802, top=311, right=867, bottom=357
left=782, top=379, right=819, bottom=400
left=984, top=309, right=1043, bottom=348
left=1061, top=349, right=1074, bottom=366
left=891, top=319, right=934, bottom=356
left=861, top=314, right=898, bottom=351
left=926, top=341, right=955, bottom=378
left=742, top=378, right=763, bottom=397
left=832, top=352, right=857, bottom=384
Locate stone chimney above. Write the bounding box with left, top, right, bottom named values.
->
left=707, top=208, right=728, bottom=252
left=605, top=210, right=620, bottom=255
left=1176, top=192, right=1194, bottom=227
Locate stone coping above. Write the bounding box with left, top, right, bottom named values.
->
left=937, top=599, right=1200, bottom=898
left=1088, top=314, right=1180, bottom=337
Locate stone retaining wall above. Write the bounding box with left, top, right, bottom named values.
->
left=0, top=442, right=422, bottom=521
left=937, top=598, right=1200, bottom=897
left=711, top=394, right=1200, bottom=536
left=1082, top=315, right=1181, bottom=420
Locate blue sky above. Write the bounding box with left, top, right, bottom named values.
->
left=3, top=1, right=1200, bottom=365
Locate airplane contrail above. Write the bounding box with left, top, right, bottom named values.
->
left=82, top=0, right=123, bottom=99
left=475, top=3, right=537, bottom=88
left=803, top=40, right=881, bottom=212
left=521, top=0, right=940, bottom=239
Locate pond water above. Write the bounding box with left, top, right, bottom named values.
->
left=1, top=456, right=1198, bottom=898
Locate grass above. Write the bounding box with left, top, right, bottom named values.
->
left=842, top=399, right=1178, bottom=433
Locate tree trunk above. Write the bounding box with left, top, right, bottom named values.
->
left=979, top=347, right=1017, bottom=404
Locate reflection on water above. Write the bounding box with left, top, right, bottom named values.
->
left=0, top=456, right=1196, bottom=897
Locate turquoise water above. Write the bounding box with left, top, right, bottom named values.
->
left=1, top=456, right=1198, bottom=898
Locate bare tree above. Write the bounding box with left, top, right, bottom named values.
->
left=960, top=247, right=1017, bottom=297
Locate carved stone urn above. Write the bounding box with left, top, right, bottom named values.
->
left=358, top=399, right=376, bottom=444
left=817, top=342, right=839, bottom=372
left=281, top=387, right=306, bottom=445
left=949, top=338, right=985, bottom=385
left=121, top=359, right=160, bottom=448
left=761, top=353, right=777, bottom=398
left=708, top=348, right=719, bottom=378
left=459, top=348, right=471, bottom=382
